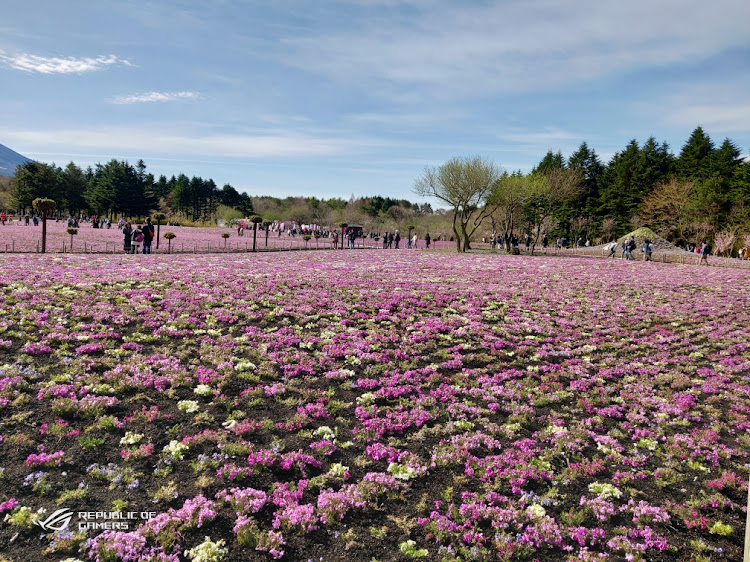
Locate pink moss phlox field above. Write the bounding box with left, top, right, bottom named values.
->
left=0, top=251, right=749, bottom=560
left=0, top=221, right=455, bottom=253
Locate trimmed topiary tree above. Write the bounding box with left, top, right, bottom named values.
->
left=407, top=224, right=415, bottom=241
left=164, top=232, right=176, bottom=254
left=66, top=227, right=78, bottom=251
left=32, top=197, right=56, bottom=253
left=339, top=223, right=348, bottom=251
left=251, top=216, right=263, bottom=252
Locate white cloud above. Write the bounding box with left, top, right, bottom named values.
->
left=275, top=0, right=750, bottom=98
left=662, top=102, right=750, bottom=133
left=111, top=91, right=200, bottom=104
left=0, top=51, right=130, bottom=74
left=4, top=125, right=353, bottom=159
left=636, top=76, right=750, bottom=135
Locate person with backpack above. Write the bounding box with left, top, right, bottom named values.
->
left=642, top=239, right=653, bottom=261
left=132, top=226, right=144, bottom=254
left=622, top=236, right=636, bottom=260
left=698, top=242, right=709, bottom=265
left=142, top=217, right=155, bottom=254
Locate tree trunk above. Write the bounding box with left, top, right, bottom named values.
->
left=452, top=214, right=462, bottom=252
left=461, top=221, right=471, bottom=252
left=41, top=214, right=47, bottom=253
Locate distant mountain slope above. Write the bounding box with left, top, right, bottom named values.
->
left=0, top=144, right=32, bottom=177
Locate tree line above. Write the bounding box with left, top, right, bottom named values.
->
left=4, top=126, right=749, bottom=249
left=7, top=159, right=254, bottom=222
left=416, top=127, right=750, bottom=251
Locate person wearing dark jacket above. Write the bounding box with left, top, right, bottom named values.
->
left=123, top=222, right=133, bottom=253
left=142, top=217, right=155, bottom=254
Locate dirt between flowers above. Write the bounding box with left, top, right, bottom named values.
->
left=0, top=251, right=748, bottom=561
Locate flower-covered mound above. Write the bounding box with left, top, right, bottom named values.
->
left=0, top=251, right=748, bottom=561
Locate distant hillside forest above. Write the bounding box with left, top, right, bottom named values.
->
left=2, top=126, right=749, bottom=246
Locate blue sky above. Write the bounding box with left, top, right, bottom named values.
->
left=1, top=0, right=749, bottom=201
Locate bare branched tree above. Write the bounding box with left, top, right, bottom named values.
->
left=639, top=178, right=694, bottom=242
left=526, top=168, right=582, bottom=254
left=414, top=156, right=502, bottom=252
left=487, top=174, right=537, bottom=251
left=601, top=217, right=617, bottom=242
left=712, top=232, right=735, bottom=256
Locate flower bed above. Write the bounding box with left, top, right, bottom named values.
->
left=0, top=221, right=454, bottom=253
left=0, top=251, right=748, bottom=560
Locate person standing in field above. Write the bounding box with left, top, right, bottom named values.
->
left=698, top=242, right=709, bottom=265
left=622, top=236, right=635, bottom=260
left=132, top=226, right=144, bottom=254
left=425, top=232, right=431, bottom=249
left=141, top=217, right=155, bottom=254
left=123, top=222, right=133, bottom=253
left=643, top=239, right=653, bottom=261
left=412, top=233, right=418, bottom=249
left=394, top=230, right=401, bottom=249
